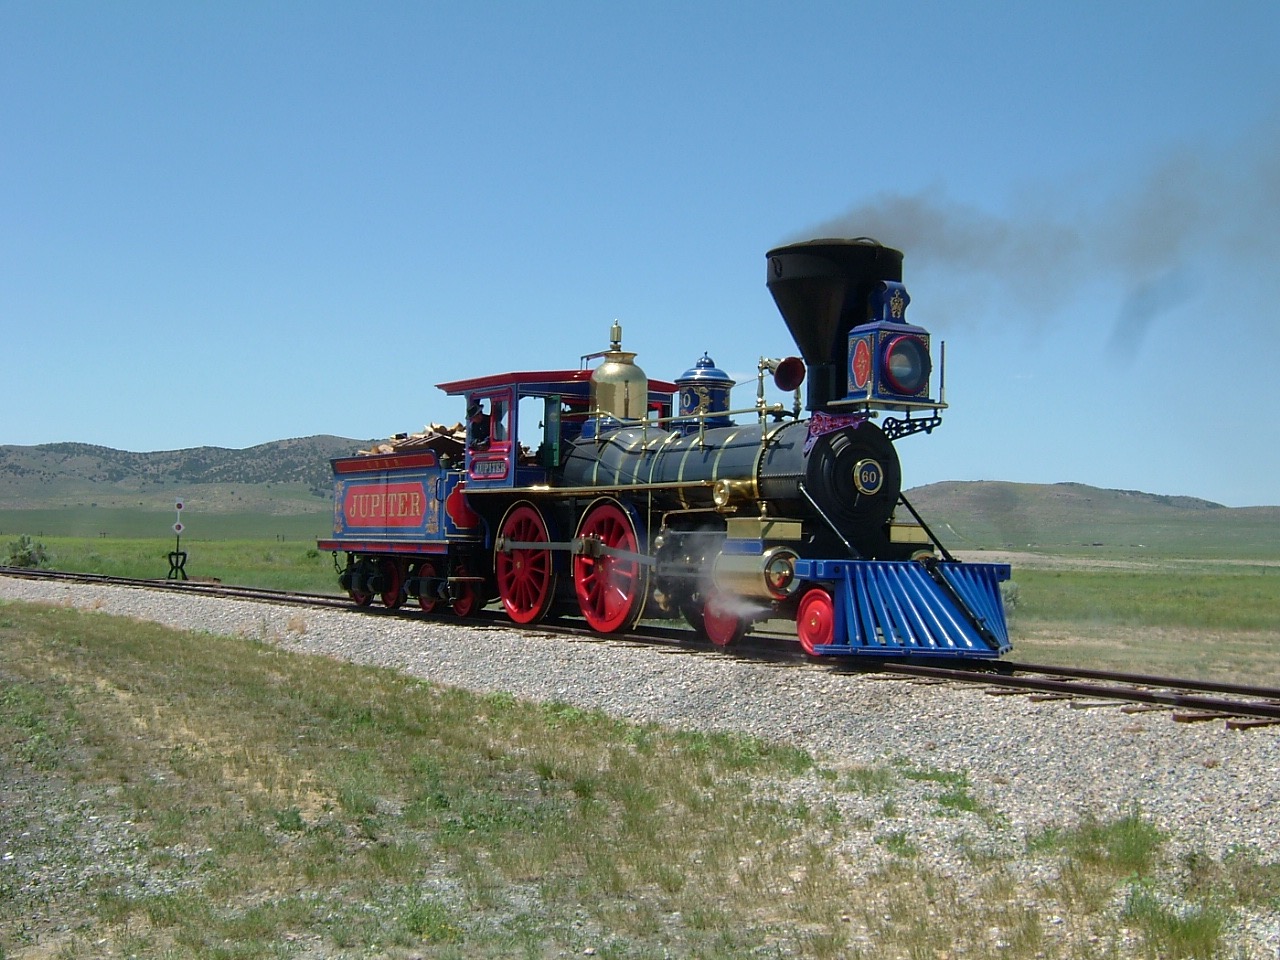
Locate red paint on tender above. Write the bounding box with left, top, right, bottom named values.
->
left=342, top=481, right=428, bottom=528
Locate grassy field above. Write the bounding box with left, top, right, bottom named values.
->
left=12, top=536, right=340, bottom=593
left=0, top=504, right=331, bottom=543
left=1001, top=566, right=1280, bottom=685
left=4, top=602, right=1278, bottom=959
left=1011, top=567, right=1280, bottom=632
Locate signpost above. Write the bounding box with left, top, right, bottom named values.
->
left=167, top=499, right=188, bottom=580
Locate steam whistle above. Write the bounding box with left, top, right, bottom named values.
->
left=757, top=356, right=806, bottom=419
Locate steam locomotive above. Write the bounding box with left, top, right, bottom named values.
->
left=318, top=239, right=1012, bottom=658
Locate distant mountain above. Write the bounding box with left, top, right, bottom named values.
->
left=905, top=480, right=1279, bottom=559
left=0, top=436, right=371, bottom=506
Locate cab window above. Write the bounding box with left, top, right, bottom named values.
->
left=468, top=393, right=512, bottom=452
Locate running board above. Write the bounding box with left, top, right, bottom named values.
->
left=794, top=559, right=1012, bottom=657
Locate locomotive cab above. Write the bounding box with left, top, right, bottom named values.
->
left=437, top=365, right=677, bottom=492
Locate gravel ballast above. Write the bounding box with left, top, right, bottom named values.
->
left=3, top=575, right=1279, bottom=953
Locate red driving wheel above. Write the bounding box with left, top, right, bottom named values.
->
left=495, top=502, right=556, bottom=624
left=797, top=588, right=834, bottom=656
left=702, top=591, right=747, bottom=648
left=573, top=500, right=646, bottom=634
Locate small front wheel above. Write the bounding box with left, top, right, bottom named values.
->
left=796, top=588, right=834, bottom=656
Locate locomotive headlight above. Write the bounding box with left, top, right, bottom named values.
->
left=882, top=335, right=932, bottom=395
left=846, top=285, right=943, bottom=409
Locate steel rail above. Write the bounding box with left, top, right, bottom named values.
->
left=0, top=566, right=352, bottom=609
left=854, top=661, right=1280, bottom=722
left=993, top=659, right=1280, bottom=701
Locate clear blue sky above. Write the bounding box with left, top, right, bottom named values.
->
left=3, top=1, right=1278, bottom=506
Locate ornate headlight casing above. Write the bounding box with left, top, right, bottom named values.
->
left=844, top=281, right=936, bottom=408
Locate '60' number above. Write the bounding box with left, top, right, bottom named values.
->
left=853, top=459, right=884, bottom=496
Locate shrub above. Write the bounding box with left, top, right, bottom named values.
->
left=1000, top=580, right=1020, bottom=610
left=6, top=535, right=48, bottom=568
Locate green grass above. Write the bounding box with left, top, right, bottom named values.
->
left=0, top=602, right=846, bottom=957
left=897, top=764, right=989, bottom=817
left=1000, top=567, right=1280, bottom=684
left=1027, top=809, right=1165, bottom=875
left=3, top=601, right=1279, bottom=959
left=1011, top=568, right=1280, bottom=633
left=8, top=536, right=340, bottom=592
left=0, top=503, right=330, bottom=542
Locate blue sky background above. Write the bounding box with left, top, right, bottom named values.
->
left=3, top=1, right=1278, bottom=506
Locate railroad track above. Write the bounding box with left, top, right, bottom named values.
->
left=0, top=565, right=352, bottom=609
left=5, top=566, right=1280, bottom=729
left=852, top=660, right=1280, bottom=730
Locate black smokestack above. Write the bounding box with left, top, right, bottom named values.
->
left=766, top=238, right=904, bottom=412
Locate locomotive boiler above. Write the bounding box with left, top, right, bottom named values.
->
left=319, top=239, right=1012, bottom=658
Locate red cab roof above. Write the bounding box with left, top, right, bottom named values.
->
left=436, top=369, right=678, bottom=397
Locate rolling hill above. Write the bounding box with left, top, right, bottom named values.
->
left=0, top=436, right=370, bottom=510
left=906, top=480, right=1280, bottom=559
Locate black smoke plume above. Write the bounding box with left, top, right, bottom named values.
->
left=795, top=122, right=1280, bottom=355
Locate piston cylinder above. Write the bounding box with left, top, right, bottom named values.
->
left=712, top=546, right=802, bottom=601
